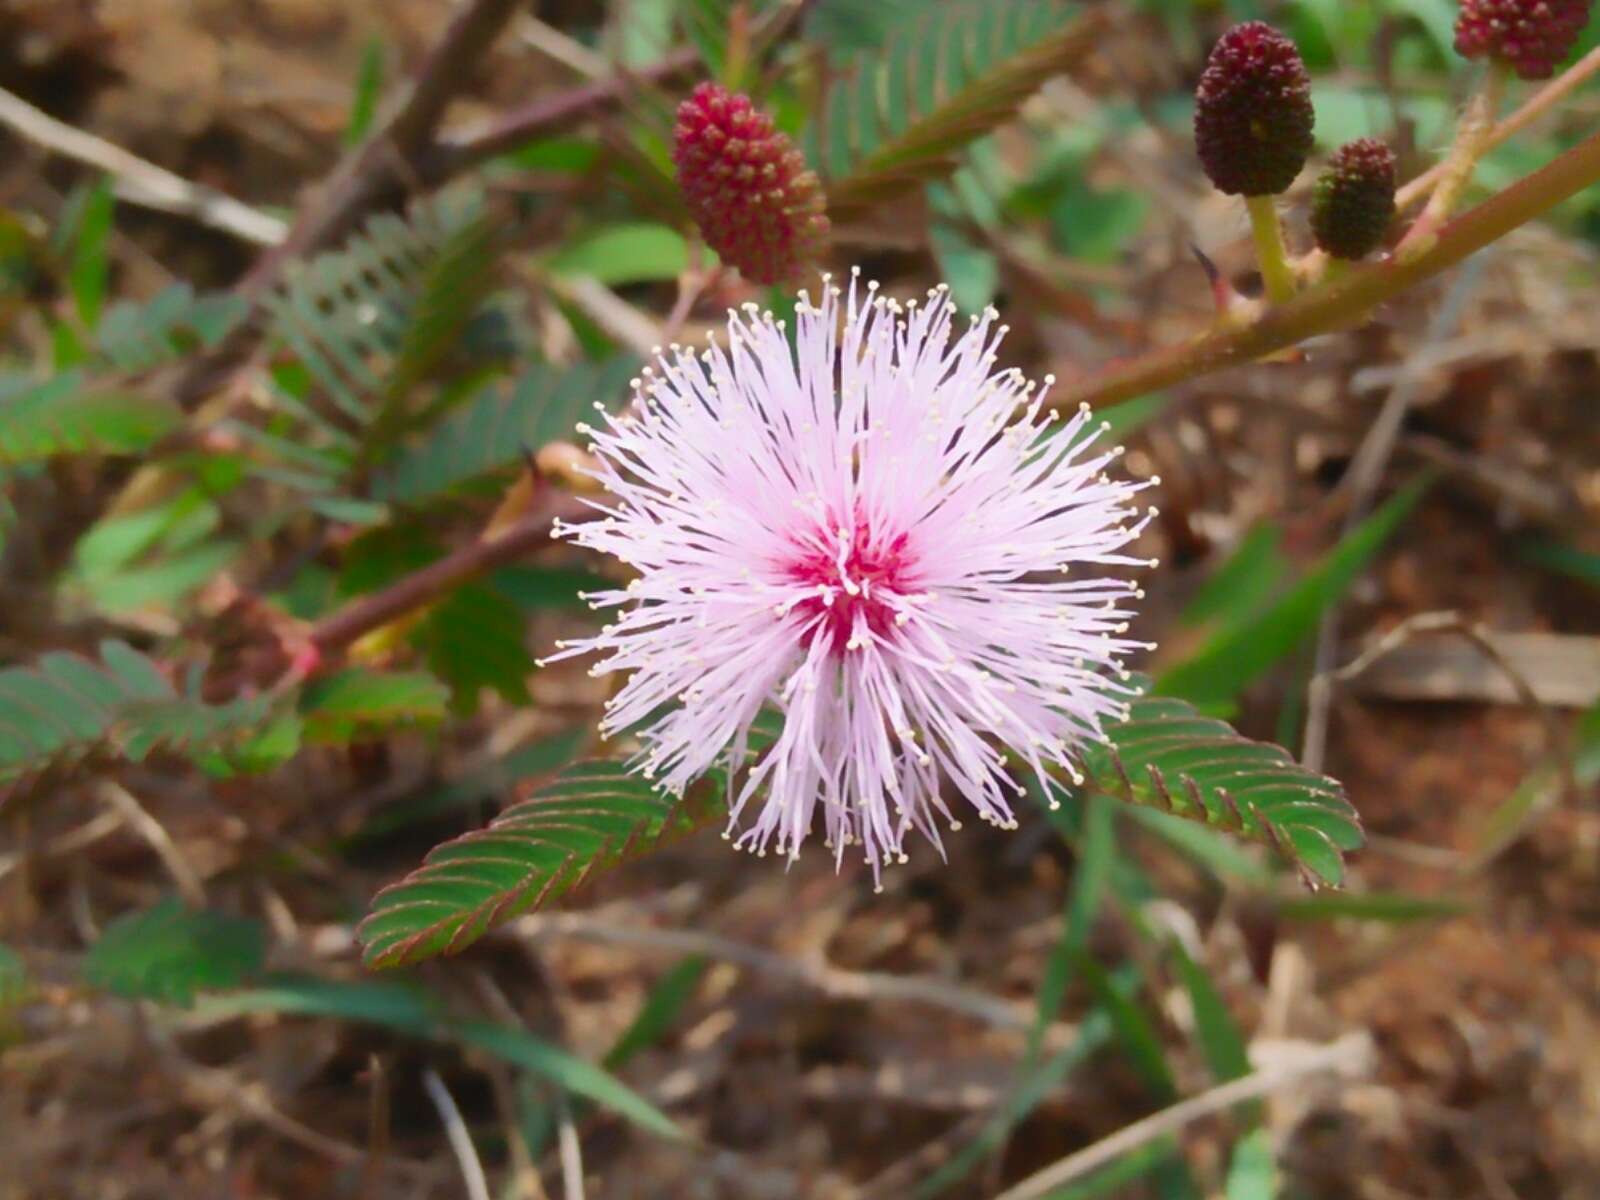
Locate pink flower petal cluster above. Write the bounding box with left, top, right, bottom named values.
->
left=545, top=274, right=1155, bottom=882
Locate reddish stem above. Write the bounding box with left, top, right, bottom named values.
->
left=309, top=493, right=593, bottom=655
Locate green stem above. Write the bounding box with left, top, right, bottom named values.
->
left=1246, top=195, right=1296, bottom=303
left=1397, top=63, right=1509, bottom=260
left=722, top=2, right=752, bottom=90
left=1051, top=124, right=1600, bottom=412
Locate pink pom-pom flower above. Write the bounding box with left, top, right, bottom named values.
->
left=543, top=274, right=1156, bottom=883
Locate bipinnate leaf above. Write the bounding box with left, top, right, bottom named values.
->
left=229, top=186, right=497, bottom=501
left=1067, top=678, right=1363, bottom=887
left=359, top=759, right=724, bottom=967
left=0, top=372, right=178, bottom=465
left=84, top=897, right=267, bottom=1006
left=370, top=356, right=637, bottom=504
left=812, top=1, right=1100, bottom=219
left=0, top=641, right=275, bottom=791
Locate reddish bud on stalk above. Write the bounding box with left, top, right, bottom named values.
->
left=1194, top=21, right=1316, bottom=197
left=673, top=82, right=830, bottom=285
left=1311, top=138, right=1399, bottom=260
left=1454, top=0, right=1595, bottom=80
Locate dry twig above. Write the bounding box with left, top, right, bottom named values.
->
left=0, top=87, right=288, bottom=245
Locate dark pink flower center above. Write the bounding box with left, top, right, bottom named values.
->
left=785, top=524, right=913, bottom=656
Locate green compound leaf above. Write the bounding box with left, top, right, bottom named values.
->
left=228, top=186, right=499, bottom=503
left=84, top=897, right=267, bottom=1006
left=0, top=371, right=179, bottom=465
left=94, top=284, right=248, bottom=372
left=370, top=355, right=637, bottom=505
left=359, top=759, right=724, bottom=968
left=810, top=0, right=1099, bottom=220
left=1066, top=678, right=1362, bottom=888
left=0, top=641, right=276, bottom=791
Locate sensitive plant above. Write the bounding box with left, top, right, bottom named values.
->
left=3, top=0, right=1600, bottom=1193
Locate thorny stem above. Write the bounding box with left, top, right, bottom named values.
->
left=1246, top=195, right=1297, bottom=303
left=1397, top=63, right=1509, bottom=260
left=417, top=47, right=701, bottom=184
left=1051, top=124, right=1600, bottom=412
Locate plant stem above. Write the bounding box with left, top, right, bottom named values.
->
left=418, top=47, right=701, bottom=184
left=1050, top=124, right=1600, bottom=412
left=1246, top=195, right=1296, bottom=303
left=1398, top=63, right=1509, bottom=260
left=723, top=2, right=753, bottom=90
left=237, top=0, right=527, bottom=298
left=309, top=493, right=592, bottom=655
left=1289, top=47, right=1598, bottom=288
left=1396, top=45, right=1600, bottom=215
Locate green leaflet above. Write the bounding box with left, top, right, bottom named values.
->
left=0, top=641, right=275, bottom=787
left=84, top=898, right=267, bottom=1007
left=0, top=942, right=26, bottom=1010
left=0, top=371, right=179, bottom=465
left=370, top=355, right=637, bottom=504
left=298, top=667, right=451, bottom=743
left=547, top=224, right=692, bottom=286
left=94, top=284, right=248, bottom=372
left=810, top=1, right=1097, bottom=218
left=1066, top=677, right=1363, bottom=888
left=358, top=758, right=724, bottom=967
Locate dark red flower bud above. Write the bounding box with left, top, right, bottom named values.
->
left=1194, top=21, right=1316, bottom=197
left=1454, top=0, right=1594, bottom=80
left=1311, top=138, right=1398, bottom=260
left=673, top=83, right=830, bottom=286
